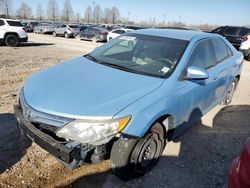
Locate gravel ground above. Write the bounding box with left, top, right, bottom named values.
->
left=0, top=33, right=250, bottom=188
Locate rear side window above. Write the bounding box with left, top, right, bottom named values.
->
left=0, top=20, right=5, bottom=26
left=7, top=21, right=23, bottom=27
left=188, top=40, right=215, bottom=69
left=224, top=27, right=238, bottom=35
left=239, top=28, right=250, bottom=36
left=212, top=38, right=230, bottom=62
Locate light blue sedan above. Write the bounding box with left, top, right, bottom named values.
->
left=14, top=29, right=243, bottom=180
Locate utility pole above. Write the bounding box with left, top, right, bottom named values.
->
left=92, top=1, right=95, bottom=23
left=163, top=14, right=166, bottom=25
left=127, top=11, right=130, bottom=24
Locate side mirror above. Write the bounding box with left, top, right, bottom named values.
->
left=185, top=66, right=209, bottom=80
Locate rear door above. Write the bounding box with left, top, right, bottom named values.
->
left=211, top=37, right=234, bottom=103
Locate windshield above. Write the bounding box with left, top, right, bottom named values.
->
left=88, top=34, right=188, bottom=78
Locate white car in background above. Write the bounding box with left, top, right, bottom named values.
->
left=107, top=28, right=133, bottom=41
left=0, top=18, right=28, bottom=47
left=240, top=33, right=250, bottom=61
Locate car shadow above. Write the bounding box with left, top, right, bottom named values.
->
left=0, top=113, right=31, bottom=173
left=61, top=105, right=250, bottom=188
left=18, top=42, right=54, bottom=47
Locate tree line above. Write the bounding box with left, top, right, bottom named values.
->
left=0, top=0, right=121, bottom=24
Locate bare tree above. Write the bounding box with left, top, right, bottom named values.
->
left=62, top=0, right=74, bottom=22
left=110, top=6, right=120, bottom=24
left=103, top=7, right=111, bottom=24
left=0, top=0, right=12, bottom=18
left=47, top=0, right=59, bottom=21
left=75, top=12, right=80, bottom=23
left=16, top=2, right=33, bottom=20
left=84, top=6, right=92, bottom=23
left=94, top=4, right=102, bottom=24
left=36, top=4, right=44, bottom=21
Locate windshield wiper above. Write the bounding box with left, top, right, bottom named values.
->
left=100, top=62, right=134, bottom=72
left=84, top=54, right=99, bottom=62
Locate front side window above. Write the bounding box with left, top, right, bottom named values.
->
left=88, top=34, right=188, bottom=78
left=212, top=38, right=230, bottom=63
left=188, top=40, right=215, bottom=69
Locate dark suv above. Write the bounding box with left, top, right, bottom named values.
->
left=211, top=26, right=250, bottom=49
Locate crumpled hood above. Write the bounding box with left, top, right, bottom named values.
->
left=23, top=57, right=164, bottom=119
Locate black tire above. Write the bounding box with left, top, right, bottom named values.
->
left=5, top=34, right=19, bottom=47
left=222, top=78, right=238, bottom=105
left=92, top=36, right=97, bottom=43
left=53, top=32, right=57, bottom=37
left=110, top=123, right=165, bottom=180
left=65, top=32, right=69, bottom=38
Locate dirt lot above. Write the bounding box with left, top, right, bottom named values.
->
left=0, top=33, right=250, bottom=188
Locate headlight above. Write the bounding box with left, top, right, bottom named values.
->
left=56, top=116, right=131, bottom=145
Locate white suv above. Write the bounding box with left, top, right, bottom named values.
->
left=0, top=18, right=28, bottom=47
left=240, top=33, right=250, bottom=61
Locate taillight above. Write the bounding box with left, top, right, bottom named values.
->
left=242, top=35, right=248, bottom=42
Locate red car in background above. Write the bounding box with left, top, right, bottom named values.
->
left=227, top=138, right=250, bottom=188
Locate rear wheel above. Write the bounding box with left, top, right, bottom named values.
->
left=110, top=123, right=165, bottom=180
left=75, top=34, right=81, bottom=41
left=92, top=36, right=97, bottom=43
left=5, top=34, right=19, bottom=47
left=65, top=32, right=69, bottom=38
left=222, top=78, right=238, bottom=105
left=53, top=32, right=57, bottom=37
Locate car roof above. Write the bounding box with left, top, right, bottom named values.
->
left=130, top=29, right=216, bottom=41
left=0, top=18, right=21, bottom=22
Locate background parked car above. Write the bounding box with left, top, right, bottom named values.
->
left=107, top=28, right=133, bottom=41
left=34, top=23, right=55, bottom=34
left=211, top=26, right=250, bottom=49
left=25, top=21, right=39, bottom=32
left=53, top=24, right=80, bottom=38
left=239, top=33, right=250, bottom=60
left=0, top=18, right=28, bottom=47
left=226, top=138, right=250, bottom=188
left=75, top=27, right=108, bottom=42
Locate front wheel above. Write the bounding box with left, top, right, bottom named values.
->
left=110, top=123, right=165, bottom=180
left=5, top=34, right=19, bottom=47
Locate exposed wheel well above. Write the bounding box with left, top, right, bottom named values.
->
left=146, top=114, right=175, bottom=140
left=4, top=32, right=19, bottom=40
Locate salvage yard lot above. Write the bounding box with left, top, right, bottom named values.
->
left=0, top=33, right=250, bottom=188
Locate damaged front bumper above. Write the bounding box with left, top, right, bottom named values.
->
left=14, top=105, right=95, bottom=169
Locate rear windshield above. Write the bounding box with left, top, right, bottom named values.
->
left=224, top=27, right=238, bottom=35
left=239, top=28, right=250, bottom=36
left=69, top=25, right=79, bottom=28
left=7, top=21, right=23, bottom=27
